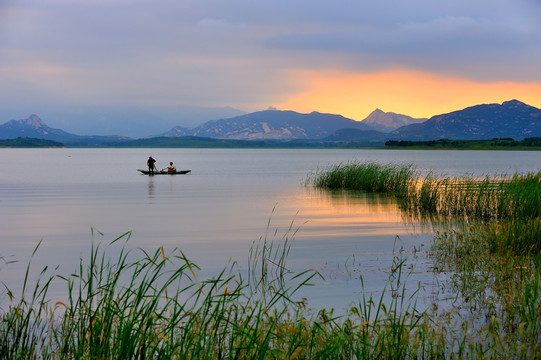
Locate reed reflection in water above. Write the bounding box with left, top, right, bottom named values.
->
left=271, top=186, right=437, bottom=311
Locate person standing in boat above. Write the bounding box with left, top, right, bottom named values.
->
left=147, top=156, right=157, bottom=173
left=167, top=162, right=177, bottom=172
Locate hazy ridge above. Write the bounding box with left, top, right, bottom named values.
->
left=1, top=100, right=540, bottom=147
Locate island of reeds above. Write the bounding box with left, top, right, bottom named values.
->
left=1, top=162, right=540, bottom=358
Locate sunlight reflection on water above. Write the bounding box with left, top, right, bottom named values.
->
left=1, top=148, right=540, bottom=313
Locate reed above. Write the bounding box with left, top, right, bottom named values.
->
left=309, top=162, right=541, bottom=220
left=306, top=162, right=416, bottom=197
left=2, top=229, right=541, bottom=358
left=2, top=231, right=425, bottom=359
left=1, top=231, right=317, bottom=359
left=430, top=225, right=541, bottom=356
left=248, top=205, right=304, bottom=294
left=307, top=161, right=541, bottom=356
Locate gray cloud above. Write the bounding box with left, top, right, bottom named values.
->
left=263, top=3, right=541, bottom=81
left=1, top=0, right=540, bottom=128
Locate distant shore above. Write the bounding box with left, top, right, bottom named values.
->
left=1, top=136, right=541, bottom=150
left=384, top=137, right=541, bottom=150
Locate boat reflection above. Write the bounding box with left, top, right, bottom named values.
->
left=147, top=178, right=155, bottom=199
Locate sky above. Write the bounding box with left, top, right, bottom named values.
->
left=1, top=0, right=541, bottom=136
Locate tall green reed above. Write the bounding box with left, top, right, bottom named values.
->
left=430, top=226, right=541, bottom=357
left=1, top=225, right=325, bottom=358
left=309, top=162, right=541, bottom=222
left=248, top=205, right=308, bottom=295
left=3, top=231, right=538, bottom=358
left=308, top=161, right=541, bottom=357
left=307, top=162, right=416, bottom=197
left=0, top=240, right=58, bottom=359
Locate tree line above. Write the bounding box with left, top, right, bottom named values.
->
left=385, top=137, right=541, bottom=148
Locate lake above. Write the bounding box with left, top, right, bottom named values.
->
left=1, top=148, right=540, bottom=312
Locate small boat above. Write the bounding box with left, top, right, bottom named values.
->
left=138, top=169, right=191, bottom=175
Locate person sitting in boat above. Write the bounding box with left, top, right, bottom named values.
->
left=167, top=162, right=177, bottom=172
left=147, top=156, right=157, bottom=173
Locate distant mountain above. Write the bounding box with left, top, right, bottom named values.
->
left=323, top=128, right=388, bottom=144
left=0, top=114, right=78, bottom=141
left=4, top=105, right=247, bottom=138
left=161, top=110, right=371, bottom=140
left=3, top=100, right=540, bottom=147
left=0, top=114, right=132, bottom=146
left=392, top=100, right=541, bottom=141
left=361, top=109, right=427, bottom=132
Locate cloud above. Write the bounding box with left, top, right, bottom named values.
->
left=264, top=3, right=541, bottom=81
left=0, top=0, right=540, bottom=127
left=276, top=69, right=541, bottom=121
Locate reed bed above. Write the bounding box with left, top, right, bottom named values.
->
left=309, top=162, right=541, bottom=222
left=0, top=231, right=443, bottom=359
left=2, top=229, right=541, bottom=358
left=307, top=162, right=416, bottom=198
left=308, top=161, right=541, bottom=357
left=430, top=225, right=541, bottom=356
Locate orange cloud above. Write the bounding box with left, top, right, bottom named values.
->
left=276, top=69, right=541, bottom=120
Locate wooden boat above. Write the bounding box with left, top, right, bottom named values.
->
left=138, top=169, right=191, bottom=175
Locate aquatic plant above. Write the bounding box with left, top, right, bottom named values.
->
left=1, top=227, right=540, bottom=358
left=0, top=230, right=427, bottom=358
left=307, top=162, right=416, bottom=197
left=307, top=161, right=541, bottom=357
left=430, top=225, right=541, bottom=356
left=309, top=162, right=541, bottom=222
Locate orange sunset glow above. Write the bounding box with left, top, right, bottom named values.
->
left=285, top=188, right=425, bottom=238
left=277, top=69, right=541, bottom=120
left=2, top=1, right=540, bottom=136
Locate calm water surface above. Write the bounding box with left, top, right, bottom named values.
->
left=1, top=148, right=540, bottom=311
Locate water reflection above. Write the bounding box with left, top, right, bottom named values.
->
left=297, top=187, right=423, bottom=237
left=304, top=187, right=400, bottom=213
left=147, top=178, right=155, bottom=199
left=301, top=187, right=467, bottom=236
left=2, top=148, right=541, bottom=317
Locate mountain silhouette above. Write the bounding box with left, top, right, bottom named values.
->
left=391, top=100, right=541, bottom=140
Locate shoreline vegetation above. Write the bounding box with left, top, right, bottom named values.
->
left=2, top=163, right=540, bottom=358
left=0, top=138, right=64, bottom=148
left=384, top=137, right=541, bottom=150
left=1, top=136, right=541, bottom=150
left=308, top=162, right=541, bottom=353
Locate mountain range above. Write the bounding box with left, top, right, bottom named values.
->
left=0, top=114, right=130, bottom=146
left=0, top=114, right=75, bottom=140
left=1, top=100, right=540, bottom=147
left=390, top=100, right=540, bottom=141
left=161, top=110, right=374, bottom=140
left=361, top=109, right=427, bottom=132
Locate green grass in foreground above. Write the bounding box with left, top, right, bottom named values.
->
left=430, top=223, right=541, bottom=355
left=1, top=231, right=435, bottom=359
left=2, top=228, right=541, bottom=358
